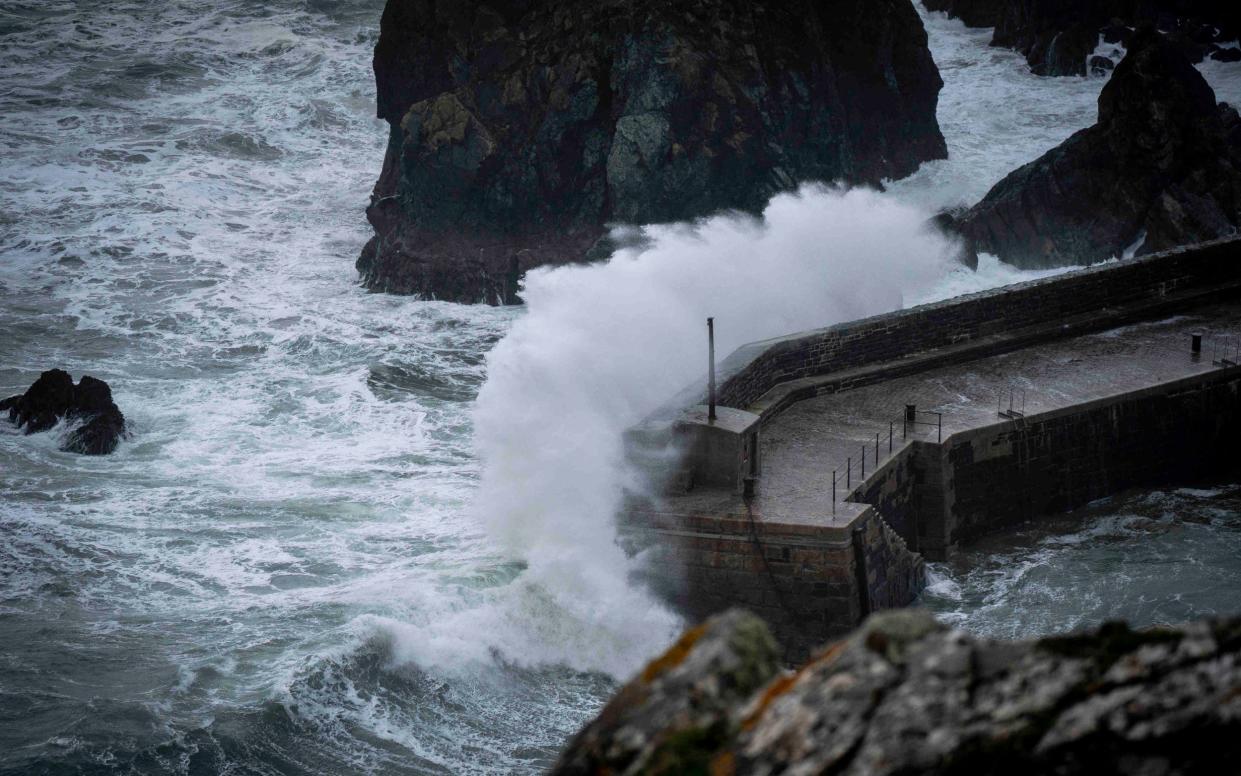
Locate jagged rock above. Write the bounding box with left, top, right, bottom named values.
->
left=554, top=608, right=1241, bottom=775
left=2, top=369, right=126, bottom=455
left=948, top=29, right=1241, bottom=268
left=922, top=0, right=1241, bottom=76
left=360, top=0, right=948, bottom=304
left=553, top=610, right=782, bottom=775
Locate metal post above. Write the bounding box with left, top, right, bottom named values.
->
left=1192, top=332, right=1202, bottom=356
left=938, top=413, right=942, bottom=444
left=832, top=471, right=836, bottom=506
left=861, top=445, right=866, bottom=479
left=847, top=458, right=851, bottom=488
left=889, top=421, right=893, bottom=453
left=707, top=317, right=717, bottom=421
left=875, top=433, right=879, bottom=466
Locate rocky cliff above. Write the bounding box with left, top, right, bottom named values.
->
left=359, top=0, right=948, bottom=303
left=553, top=608, right=1241, bottom=775
left=922, top=0, right=1241, bottom=77
left=948, top=28, right=1241, bottom=269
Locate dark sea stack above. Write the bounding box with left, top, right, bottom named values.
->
left=3, top=369, right=126, bottom=455
left=951, top=30, right=1241, bottom=269
left=922, top=0, right=1241, bottom=77
left=553, top=608, right=1241, bottom=775
left=360, top=0, right=949, bottom=304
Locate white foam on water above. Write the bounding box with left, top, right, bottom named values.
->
left=1199, top=55, right=1241, bottom=108
left=892, top=8, right=1107, bottom=210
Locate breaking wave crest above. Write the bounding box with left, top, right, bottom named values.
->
left=465, top=185, right=963, bottom=674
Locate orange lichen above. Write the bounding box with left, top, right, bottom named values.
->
left=710, top=751, right=736, bottom=776
left=643, top=622, right=710, bottom=683
left=742, top=640, right=847, bottom=730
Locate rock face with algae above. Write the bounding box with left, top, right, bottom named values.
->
left=359, top=0, right=947, bottom=303
left=947, top=29, right=1241, bottom=269
left=553, top=608, right=1241, bottom=775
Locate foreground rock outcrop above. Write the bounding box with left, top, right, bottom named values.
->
left=947, top=29, right=1241, bottom=268
left=361, top=0, right=948, bottom=303
left=554, top=608, right=1241, bottom=775
left=922, top=0, right=1241, bottom=76
left=1, top=369, right=126, bottom=455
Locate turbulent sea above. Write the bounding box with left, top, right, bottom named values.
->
left=1, top=2, right=1239, bottom=774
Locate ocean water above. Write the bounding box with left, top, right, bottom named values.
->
left=920, top=485, right=1241, bottom=639
left=1, top=2, right=1239, bottom=774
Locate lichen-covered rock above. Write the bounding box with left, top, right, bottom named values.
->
left=551, top=610, right=781, bottom=776
left=360, top=0, right=948, bottom=304
left=948, top=29, right=1241, bottom=268
left=2, top=369, right=126, bottom=455
left=555, top=608, right=1241, bottom=775
left=923, top=0, right=1241, bottom=77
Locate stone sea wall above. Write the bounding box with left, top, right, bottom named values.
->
left=628, top=505, right=924, bottom=664
left=940, top=367, right=1241, bottom=548
left=715, top=237, right=1241, bottom=415
left=833, top=366, right=1241, bottom=559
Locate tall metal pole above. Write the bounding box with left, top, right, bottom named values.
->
left=707, top=317, right=717, bottom=421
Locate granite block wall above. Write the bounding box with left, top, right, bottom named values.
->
left=627, top=506, right=922, bottom=664
left=716, top=238, right=1241, bottom=413
left=939, top=368, right=1241, bottom=548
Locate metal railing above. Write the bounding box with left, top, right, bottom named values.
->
left=1206, top=333, right=1240, bottom=367
left=829, top=406, right=943, bottom=515
left=825, top=331, right=1239, bottom=517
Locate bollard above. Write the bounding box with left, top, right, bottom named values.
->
left=875, top=433, right=880, bottom=466
left=707, top=318, right=717, bottom=421
left=861, top=445, right=866, bottom=479
left=847, top=458, right=851, bottom=488
left=832, top=471, right=836, bottom=506
left=889, top=421, right=893, bottom=453
left=1192, top=332, right=1202, bottom=355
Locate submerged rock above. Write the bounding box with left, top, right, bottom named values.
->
left=949, top=29, right=1241, bottom=268
left=360, top=0, right=948, bottom=304
left=923, top=0, right=1241, bottom=76
left=2, top=369, right=126, bottom=455
left=554, top=608, right=1241, bottom=775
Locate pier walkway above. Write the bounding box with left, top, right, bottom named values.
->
left=627, top=238, right=1241, bottom=661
